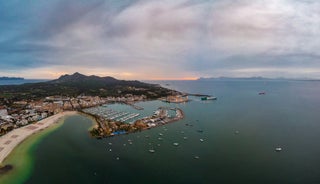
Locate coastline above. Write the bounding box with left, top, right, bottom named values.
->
left=0, top=111, right=78, bottom=165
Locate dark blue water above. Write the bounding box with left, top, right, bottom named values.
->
left=19, top=80, right=320, bottom=183
left=0, top=79, right=48, bottom=85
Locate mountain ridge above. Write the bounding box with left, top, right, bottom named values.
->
left=0, top=72, right=178, bottom=103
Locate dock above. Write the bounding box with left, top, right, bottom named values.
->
left=124, top=102, right=144, bottom=110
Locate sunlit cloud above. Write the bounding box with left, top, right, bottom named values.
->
left=0, top=0, right=319, bottom=79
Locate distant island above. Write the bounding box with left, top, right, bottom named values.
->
left=0, top=77, right=24, bottom=80
left=197, top=77, right=320, bottom=81
left=197, top=76, right=272, bottom=81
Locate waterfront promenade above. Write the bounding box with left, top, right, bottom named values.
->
left=0, top=111, right=77, bottom=164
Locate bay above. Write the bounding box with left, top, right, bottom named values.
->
left=4, top=80, right=320, bottom=183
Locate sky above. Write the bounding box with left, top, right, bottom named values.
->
left=0, top=0, right=319, bottom=80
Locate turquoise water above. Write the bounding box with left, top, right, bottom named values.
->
left=7, top=80, right=320, bottom=183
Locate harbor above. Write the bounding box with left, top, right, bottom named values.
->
left=83, top=106, right=142, bottom=124
left=82, top=103, right=184, bottom=138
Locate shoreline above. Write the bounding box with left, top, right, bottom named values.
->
left=0, top=111, right=78, bottom=165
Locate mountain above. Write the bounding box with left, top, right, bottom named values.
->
left=52, top=72, right=117, bottom=84
left=197, top=77, right=270, bottom=81
left=0, top=73, right=178, bottom=102
left=197, top=76, right=320, bottom=81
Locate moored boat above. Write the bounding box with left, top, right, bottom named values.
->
left=259, top=91, right=266, bottom=95
left=201, top=96, right=217, bottom=100
left=275, top=147, right=282, bottom=152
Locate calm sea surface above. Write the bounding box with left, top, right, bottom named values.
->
left=0, top=79, right=47, bottom=85
left=5, top=80, right=320, bottom=183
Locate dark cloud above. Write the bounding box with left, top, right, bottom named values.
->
left=0, top=0, right=319, bottom=79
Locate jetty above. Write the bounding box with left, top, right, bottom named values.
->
left=159, top=95, right=189, bottom=103
left=124, top=102, right=144, bottom=110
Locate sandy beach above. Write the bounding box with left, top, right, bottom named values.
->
left=0, top=111, right=78, bottom=164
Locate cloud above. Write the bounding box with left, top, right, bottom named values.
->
left=0, top=0, right=319, bottom=79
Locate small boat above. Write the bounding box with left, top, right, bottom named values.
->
left=259, top=91, right=266, bottom=95
left=200, top=139, right=204, bottom=142
left=149, top=149, right=155, bottom=153
left=109, top=149, right=112, bottom=152
left=201, top=96, right=217, bottom=100
left=159, top=133, right=163, bottom=136
left=194, top=156, right=200, bottom=159
left=158, top=137, right=163, bottom=141
left=234, top=130, right=239, bottom=134
left=197, top=130, right=203, bottom=133
left=116, top=157, right=120, bottom=160
left=108, top=143, right=112, bottom=145
left=183, top=137, right=187, bottom=140
left=173, top=143, right=179, bottom=146
left=275, top=147, right=282, bottom=152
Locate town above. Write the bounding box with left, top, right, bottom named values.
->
left=0, top=94, right=184, bottom=137
left=0, top=94, right=147, bottom=135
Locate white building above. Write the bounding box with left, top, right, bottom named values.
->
left=16, top=119, right=28, bottom=126
left=0, top=108, right=8, bottom=117
left=41, top=112, right=48, bottom=119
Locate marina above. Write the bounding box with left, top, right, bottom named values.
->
left=83, top=106, right=142, bottom=124
left=82, top=102, right=184, bottom=137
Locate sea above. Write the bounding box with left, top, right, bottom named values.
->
left=1, top=79, right=320, bottom=184
left=0, top=79, right=47, bottom=86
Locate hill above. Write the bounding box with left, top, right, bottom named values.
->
left=0, top=73, right=179, bottom=103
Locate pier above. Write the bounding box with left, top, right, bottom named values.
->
left=187, top=93, right=210, bottom=97
left=159, top=95, right=189, bottom=103
left=124, top=102, right=144, bottom=110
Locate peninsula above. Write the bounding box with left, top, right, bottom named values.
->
left=0, top=72, right=186, bottom=166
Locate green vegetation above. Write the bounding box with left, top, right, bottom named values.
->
left=0, top=72, right=180, bottom=105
